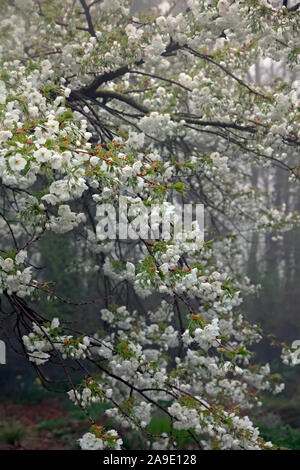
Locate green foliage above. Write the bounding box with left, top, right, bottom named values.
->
left=257, top=422, right=300, bottom=450
left=0, top=420, right=28, bottom=446
left=147, top=414, right=197, bottom=447
left=38, top=231, right=83, bottom=320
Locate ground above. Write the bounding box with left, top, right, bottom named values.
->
left=0, top=397, right=94, bottom=450
left=0, top=391, right=299, bottom=450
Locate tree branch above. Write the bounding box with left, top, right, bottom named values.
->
left=92, top=89, right=149, bottom=113
left=71, top=42, right=182, bottom=98
left=79, top=0, right=96, bottom=36
left=184, top=46, right=272, bottom=102
left=288, top=1, right=300, bottom=11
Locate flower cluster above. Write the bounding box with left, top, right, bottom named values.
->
left=23, top=318, right=90, bottom=364
left=79, top=428, right=123, bottom=450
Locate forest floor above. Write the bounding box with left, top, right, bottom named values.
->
left=0, top=397, right=99, bottom=450
left=0, top=394, right=299, bottom=450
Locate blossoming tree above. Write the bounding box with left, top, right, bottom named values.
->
left=0, top=0, right=299, bottom=450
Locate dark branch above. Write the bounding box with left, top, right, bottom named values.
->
left=79, top=0, right=96, bottom=37
left=288, top=1, right=300, bottom=11
left=71, top=41, right=181, bottom=98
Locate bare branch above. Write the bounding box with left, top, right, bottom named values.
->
left=79, top=0, right=96, bottom=36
